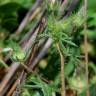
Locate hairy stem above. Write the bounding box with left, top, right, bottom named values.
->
left=84, top=0, right=90, bottom=96
left=56, top=43, right=66, bottom=96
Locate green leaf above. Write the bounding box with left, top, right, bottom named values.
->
left=25, top=75, right=52, bottom=96
left=64, top=61, right=74, bottom=78
left=0, top=2, right=20, bottom=16
left=5, top=41, right=26, bottom=62
left=2, top=18, right=18, bottom=31
left=0, top=60, right=9, bottom=68
left=62, top=39, right=77, bottom=47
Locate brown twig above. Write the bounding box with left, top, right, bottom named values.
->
left=30, top=38, right=52, bottom=69
left=20, top=9, right=46, bottom=47
left=60, top=0, right=68, bottom=14
left=12, top=0, right=43, bottom=37
left=6, top=79, right=19, bottom=96
left=27, top=17, right=46, bottom=67
left=11, top=71, right=27, bottom=96
left=63, top=0, right=79, bottom=17
left=0, top=11, right=47, bottom=94
left=5, top=9, right=47, bottom=96
left=0, top=63, right=18, bottom=96
left=12, top=18, right=47, bottom=95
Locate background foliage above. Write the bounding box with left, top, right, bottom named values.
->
left=0, top=0, right=96, bottom=96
